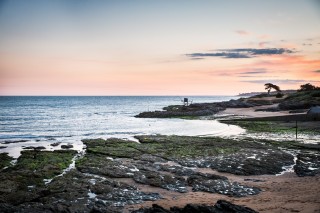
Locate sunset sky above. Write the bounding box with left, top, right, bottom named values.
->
left=0, top=0, right=319, bottom=95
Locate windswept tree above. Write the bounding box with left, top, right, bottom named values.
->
left=264, top=83, right=281, bottom=95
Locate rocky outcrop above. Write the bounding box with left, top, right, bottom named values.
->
left=132, top=199, right=258, bottom=213
left=135, top=99, right=257, bottom=118
left=279, top=90, right=320, bottom=110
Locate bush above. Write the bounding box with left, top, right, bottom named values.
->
left=276, top=93, right=284, bottom=98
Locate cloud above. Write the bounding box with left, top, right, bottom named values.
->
left=259, top=42, right=269, bottom=47
left=235, top=30, right=249, bottom=35
left=242, top=79, right=320, bottom=85
left=186, top=48, right=295, bottom=59
left=314, top=69, right=320, bottom=73
left=187, top=52, right=250, bottom=59
left=240, top=71, right=267, bottom=75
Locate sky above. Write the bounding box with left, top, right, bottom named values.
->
left=0, top=0, right=319, bottom=95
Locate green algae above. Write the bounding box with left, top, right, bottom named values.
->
left=221, top=120, right=295, bottom=133
left=0, top=153, right=14, bottom=169
left=14, top=150, right=76, bottom=178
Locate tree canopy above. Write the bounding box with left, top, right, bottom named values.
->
left=264, top=83, right=281, bottom=94
left=298, top=83, right=319, bottom=91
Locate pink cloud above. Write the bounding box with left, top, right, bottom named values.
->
left=235, top=30, right=250, bottom=35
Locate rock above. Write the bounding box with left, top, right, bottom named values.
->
left=179, top=149, right=294, bottom=176
left=77, top=154, right=138, bottom=178
left=50, top=142, right=61, bottom=147
left=0, top=153, right=14, bottom=169
left=134, top=96, right=281, bottom=119
left=22, top=146, right=46, bottom=150
left=294, top=152, right=320, bottom=177
left=132, top=199, right=258, bottom=213
left=3, top=140, right=28, bottom=144
left=289, top=109, right=308, bottom=114
left=0, top=146, right=7, bottom=149
left=244, top=178, right=266, bottom=182
left=187, top=173, right=260, bottom=197
left=61, top=144, right=73, bottom=149
left=154, top=164, right=196, bottom=176
left=133, top=169, right=188, bottom=193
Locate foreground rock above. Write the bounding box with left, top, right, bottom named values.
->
left=187, top=173, right=260, bottom=197
left=294, top=152, right=320, bottom=177
left=132, top=199, right=258, bottom=213
left=1, top=135, right=318, bottom=212
left=135, top=135, right=294, bottom=176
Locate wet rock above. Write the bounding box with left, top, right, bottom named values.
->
left=154, top=164, right=196, bottom=176
left=83, top=138, right=143, bottom=158
left=244, top=178, right=266, bottom=182
left=46, top=170, right=161, bottom=211
left=187, top=173, right=260, bottom=197
left=22, top=146, right=46, bottom=150
left=0, top=203, right=18, bottom=213
left=294, top=152, right=320, bottom=176
left=133, top=169, right=188, bottom=193
left=132, top=199, right=258, bottom=213
left=50, top=142, right=61, bottom=147
left=3, top=140, right=29, bottom=144
left=179, top=149, right=294, bottom=176
left=134, top=154, right=167, bottom=163
left=77, top=154, right=137, bottom=178
left=61, top=144, right=73, bottom=149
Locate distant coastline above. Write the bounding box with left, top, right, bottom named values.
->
left=238, top=89, right=297, bottom=96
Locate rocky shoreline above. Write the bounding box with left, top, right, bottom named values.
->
left=1, top=91, right=320, bottom=212
left=0, top=134, right=319, bottom=212
left=135, top=91, right=320, bottom=119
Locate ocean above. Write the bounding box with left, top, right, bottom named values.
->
left=0, top=96, right=244, bottom=157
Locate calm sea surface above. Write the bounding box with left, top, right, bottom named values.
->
left=0, top=96, right=244, bottom=157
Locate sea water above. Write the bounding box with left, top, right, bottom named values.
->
left=0, top=96, right=244, bottom=157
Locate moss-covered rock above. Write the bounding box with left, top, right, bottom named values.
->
left=0, top=153, right=13, bottom=169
